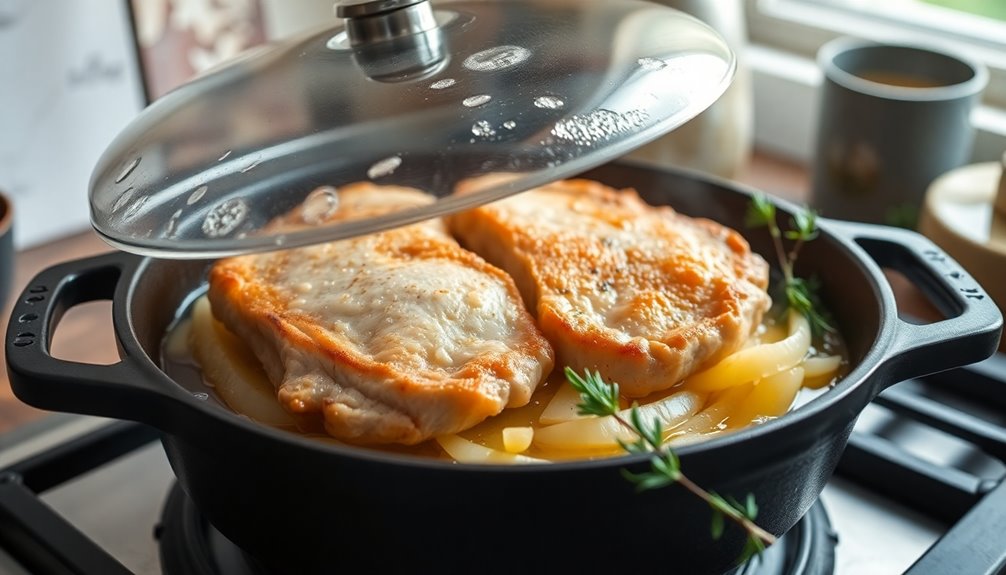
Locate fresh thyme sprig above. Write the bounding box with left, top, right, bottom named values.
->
left=565, top=366, right=776, bottom=563
left=746, top=193, right=834, bottom=336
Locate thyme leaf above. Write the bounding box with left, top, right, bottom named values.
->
left=565, top=367, right=776, bottom=564
left=564, top=366, right=619, bottom=417
left=747, top=192, right=834, bottom=336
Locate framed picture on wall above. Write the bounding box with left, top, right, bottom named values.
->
left=128, top=0, right=268, bottom=102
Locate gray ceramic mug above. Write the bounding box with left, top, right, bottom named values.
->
left=810, top=37, right=988, bottom=227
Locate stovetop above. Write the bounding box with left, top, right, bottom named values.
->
left=2, top=354, right=1006, bottom=574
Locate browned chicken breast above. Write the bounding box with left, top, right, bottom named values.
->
left=207, top=184, right=554, bottom=445
left=447, top=178, right=771, bottom=397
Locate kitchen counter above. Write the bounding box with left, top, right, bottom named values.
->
left=0, top=150, right=812, bottom=433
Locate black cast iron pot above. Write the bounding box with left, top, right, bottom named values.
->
left=7, top=162, right=1002, bottom=574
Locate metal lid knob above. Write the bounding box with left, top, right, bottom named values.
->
left=335, top=0, right=437, bottom=46
left=336, top=0, right=425, bottom=18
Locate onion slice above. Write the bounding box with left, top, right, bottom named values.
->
left=436, top=435, right=545, bottom=464
left=667, top=384, right=753, bottom=445
left=803, top=355, right=842, bottom=379
left=727, top=367, right=804, bottom=428
left=539, top=382, right=588, bottom=425
left=684, top=310, right=811, bottom=392
left=533, top=390, right=701, bottom=452
left=190, top=297, right=299, bottom=428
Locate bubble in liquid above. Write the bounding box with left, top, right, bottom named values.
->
left=637, top=57, right=666, bottom=70
left=430, top=78, right=456, bottom=90
left=463, top=94, right=492, bottom=108
left=502, top=120, right=517, bottom=130
left=187, top=185, right=208, bottom=205
left=202, top=198, right=249, bottom=238
left=471, top=120, right=496, bottom=138
left=534, top=96, right=564, bottom=110
left=367, top=155, right=402, bottom=179
left=301, top=186, right=340, bottom=224
left=115, top=157, right=141, bottom=183
left=464, top=45, right=531, bottom=72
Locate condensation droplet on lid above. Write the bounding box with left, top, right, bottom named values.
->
left=301, top=186, right=340, bottom=224
left=112, top=187, right=136, bottom=214
left=430, top=78, right=456, bottom=90
left=471, top=120, right=496, bottom=138
left=463, top=94, right=492, bottom=108
left=550, top=108, right=650, bottom=147
left=367, top=156, right=402, bottom=179
left=115, top=157, right=141, bottom=183
left=502, top=120, right=517, bottom=130
left=275, top=235, right=287, bottom=246
left=218, top=151, right=232, bottom=161
left=464, top=45, right=532, bottom=72
left=534, top=96, right=564, bottom=110
left=638, top=57, right=666, bottom=71
left=187, top=185, right=208, bottom=205
left=240, top=158, right=262, bottom=173
left=202, top=199, right=249, bottom=238
left=122, top=195, right=149, bottom=222
left=193, top=392, right=209, bottom=401
left=166, top=209, right=183, bottom=237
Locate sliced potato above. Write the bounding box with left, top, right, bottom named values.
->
left=436, top=435, right=545, bottom=464
left=190, top=297, right=299, bottom=428
left=533, top=390, right=701, bottom=452
left=502, top=427, right=534, bottom=453
left=683, top=311, right=810, bottom=392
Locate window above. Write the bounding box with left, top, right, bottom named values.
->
left=744, top=0, right=1006, bottom=161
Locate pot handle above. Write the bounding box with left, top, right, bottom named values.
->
left=824, top=219, right=1003, bottom=386
left=6, top=252, right=189, bottom=429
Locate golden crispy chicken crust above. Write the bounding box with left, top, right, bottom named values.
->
left=207, top=183, right=554, bottom=444
left=447, top=178, right=771, bottom=397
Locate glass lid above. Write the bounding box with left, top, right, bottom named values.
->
left=90, top=0, right=735, bottom=258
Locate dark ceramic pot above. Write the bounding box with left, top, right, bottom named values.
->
left=7, top=161, right=1000, bottom=574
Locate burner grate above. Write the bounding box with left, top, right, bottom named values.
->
left=836, top=355, right=1006, bottom=574
left=0, top=422, right=157, bottom=575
